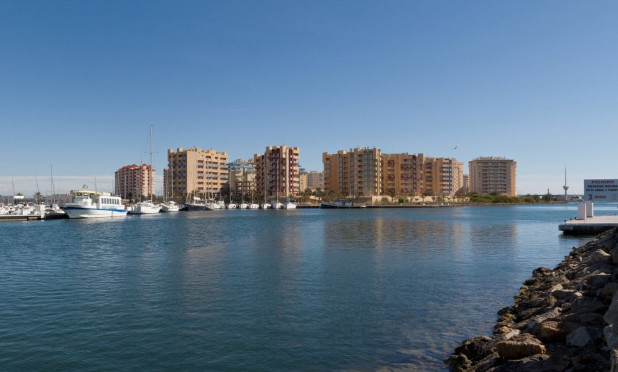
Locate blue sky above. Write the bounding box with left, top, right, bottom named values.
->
left=1, top=1, right=616, bottom=196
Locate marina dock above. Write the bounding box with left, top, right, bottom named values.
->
left=559, top=202, right=618, bottom=235
left=559, top=215, right=618, bottom=235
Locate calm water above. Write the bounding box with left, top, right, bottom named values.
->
left=0, top=204, right=612, bottom=371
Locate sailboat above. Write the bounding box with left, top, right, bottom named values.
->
left=161, top=159, right=180, bottom=212
left=130, top=126, right=162, bottom=214
left=248, top=190, right=259, bottom=209
left=186, top=193, right=206, bottom=211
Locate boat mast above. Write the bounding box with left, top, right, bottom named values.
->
left=35, top=175, right=40, bottom=203
left=149, top=125, right=153, bottom=202
left=50, top=165, right=55, bottom=204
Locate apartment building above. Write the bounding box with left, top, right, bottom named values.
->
left=306, top=170, right=324, bottom=190
left=322, top=147, right=382, bottom=197
left=115, top=164, right=155, bottom=200
left=381, top=153, right=425, bottom=196
left=253, top=145, right=300, bottom=199
left=422, top=157, right=464, bottom=196
left=227, top=159, right=256, bottom=198
left=468, top=157, right=517, bottom=196
left=165, top=147, right=228, bottom=198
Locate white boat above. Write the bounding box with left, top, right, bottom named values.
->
left=161, top=200, right=180, bottom=212
left=239, top=203, right=248, bottom=209
left=186, top=196, right=206, bottom=211
left=129, top=126, right=161, bottom=215
left=129, top=201, right=161, bottom=214
left=271, top=201, right=283, bottom=209
left=204, top=200, right=222, bottom=210
left=249, top=203, right=260, bottom=209
left=283, top=200, right=297, bottom=209
left=61, top=186, right=127, bottom=218
left=227, top=203, right=237, bottom=209
left=261, top=203, right=272, bottom=209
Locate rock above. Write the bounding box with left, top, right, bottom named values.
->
left=610, top=348, right=618, bottom=372
left=587, top=273, right=611, bottom=289
left=602, top=282, right=618, bottom=297
left=444, top=336, right=494, bottom=371
left=447, top=229, right=618, bottom=371
left=588, top=249, right=611, bottom=264
left=579, top=312, right=605, bottom=326
left=605, top=325, right=618, bottom=349
left=605, top=294, right=618, bottom=325
left=496, top=337, right=546, bottom=360
left=551, top=288, right=578, bottom=300
left=533, top=267, right=553, bottom=277
left=612, top=248, right=618, bottom=265
left=567, top=326, right=592, bottom=347
left=532, top=320, right=569, bottom=342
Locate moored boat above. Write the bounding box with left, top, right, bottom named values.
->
left=320, top=200, right=362, bottom=209
left=129, top=201, right=161, bottom=214
left=61, top=186, right=127, bottom=218
left=161, top=200, right=180, bottom=212
left=186, top=197, right=206, bottom=211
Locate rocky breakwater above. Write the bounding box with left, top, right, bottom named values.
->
left=446, top=228, right=618, bottom=371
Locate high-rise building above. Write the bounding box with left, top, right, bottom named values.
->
left=165, top=147, right=228, bottom=198
left=227, top=159, right=257, bottom=200
left=322, top=147, right=382, bottom=197
left=115, top=164, right=155, bottom=200
left=306, top=170, right=323, bottom=190
left=468, top=157, right=517, bottom=196
left=422, top=157, right=464, bottom=196
left=381, top=153, right=425, bottom=196
left=253, top=145, right=300, bottom=199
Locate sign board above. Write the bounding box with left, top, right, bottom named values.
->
left=584, top=179, right=618, bottom=202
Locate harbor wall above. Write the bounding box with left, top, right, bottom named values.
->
left=446, top=227, right=618, bottom=371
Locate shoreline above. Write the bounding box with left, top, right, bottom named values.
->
left=446, top=227, right=618, bottom=371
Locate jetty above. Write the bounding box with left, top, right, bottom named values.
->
left=446, top=227, right=618, bottom=371
left=559, top=202, right=618, bottom=235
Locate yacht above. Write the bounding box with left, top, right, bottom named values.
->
left=283, top=199, right=297, bottom=209
left=129, top=126, right=161, bottom=215
left=203, top=200, right=221, bottom=210
left=61, top=186, right=127, bottom=218
left=186, top=196, right=206, bottom=211
left=129, top=201, right=161, bottom=214
left=161, top=200, right=180, bottom=212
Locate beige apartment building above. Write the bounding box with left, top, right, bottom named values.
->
left=115, top=164, right=155, bottom=200
left=306, top=170, right=324, bottom=190
left=227, top=159, right=256, bottom=199
left=469, top=157, right=516, bottom=196
left=422, top=157, right=464, bottom=196
left=165, top=147, right=228, bottom=198
left=322, top=147, right=382, bottom=197
left=299, top=171, right=308, bottom=193
left=381, top=153, right=425, bottom=196
left=253, top=145, right=300, bottom=199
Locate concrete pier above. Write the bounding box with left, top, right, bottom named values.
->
left=559, top=215, right=618, bottom=235
left=559, top=202, right=618, bottom=234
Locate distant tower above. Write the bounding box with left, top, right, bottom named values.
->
left=562, top=167, right=569, bottom=200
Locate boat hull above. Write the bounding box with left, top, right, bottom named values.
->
left=161, top=203, right=180, bottom=212
left=63, top=206, right=128, bottom=219
left=186, top=203, right=205, bottom=211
